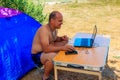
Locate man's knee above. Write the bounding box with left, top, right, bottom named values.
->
left=41, top=52, right=57, bottom=64
left=49, top=52, right=57, bottom=59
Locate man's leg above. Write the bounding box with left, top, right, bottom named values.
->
left=40, top=52, right=57, bottom=80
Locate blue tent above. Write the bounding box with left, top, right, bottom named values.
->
left=0, top=7, right=42, bottom=80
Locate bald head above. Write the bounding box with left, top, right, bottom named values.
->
left=49, top=11, right=62, bottom=22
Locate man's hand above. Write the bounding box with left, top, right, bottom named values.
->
left=61, top=35, right=69, bottom=42
left=62, top=45, right=75, bottom=51
left=54, top=35, right=70, bottom=46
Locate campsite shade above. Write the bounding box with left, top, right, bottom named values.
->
left=0, top=7, right=42, bottom=80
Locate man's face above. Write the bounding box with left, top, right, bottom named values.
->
left=53, top=13, right=63, bottom=29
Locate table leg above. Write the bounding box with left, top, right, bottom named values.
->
left=54, top=66, right=58, bottom=80
left=98, top=72, right=102, bottom=80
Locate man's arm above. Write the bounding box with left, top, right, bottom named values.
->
left=54, top=35, right=69, bottom=46
left=55, top=35, right=69, bottom=42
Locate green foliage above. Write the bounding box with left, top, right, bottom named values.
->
left=97, top=0, right=120, bottom=3
left=0, top=0, right=46, bottom=23
left=24, top=1, right=46, bottom=23
left=91, top=0, right=120, bottom=5
left=69, top=3, right=80, bottom=8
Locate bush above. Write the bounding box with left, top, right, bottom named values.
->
left=0, top=0, right=46, bottom=23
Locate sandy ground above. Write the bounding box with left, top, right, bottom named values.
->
left=21, top=66, right=116, bottom=80
left=21, top=2, right=120, bottom=80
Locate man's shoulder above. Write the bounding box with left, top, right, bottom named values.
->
left=38, top=25, right=46, bottom=30
left=38, top=25, right=48, bottom=33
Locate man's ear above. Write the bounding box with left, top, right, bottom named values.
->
left=51, top=18, right=55, bottom=23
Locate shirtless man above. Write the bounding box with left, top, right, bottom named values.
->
left=31, top=11, right=75, bottom=80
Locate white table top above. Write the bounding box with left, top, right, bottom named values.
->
left=68, top=33, right=110, bottom=47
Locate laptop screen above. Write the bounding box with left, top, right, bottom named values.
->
left=91, top=25, right=97, bottom=45
left=73, top=25, right=97, bottom=47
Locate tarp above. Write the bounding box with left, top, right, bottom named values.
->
left=0, top=7, right=42, bottom=80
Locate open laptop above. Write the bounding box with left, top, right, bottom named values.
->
left=73, top=25, right=97, bottom=48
